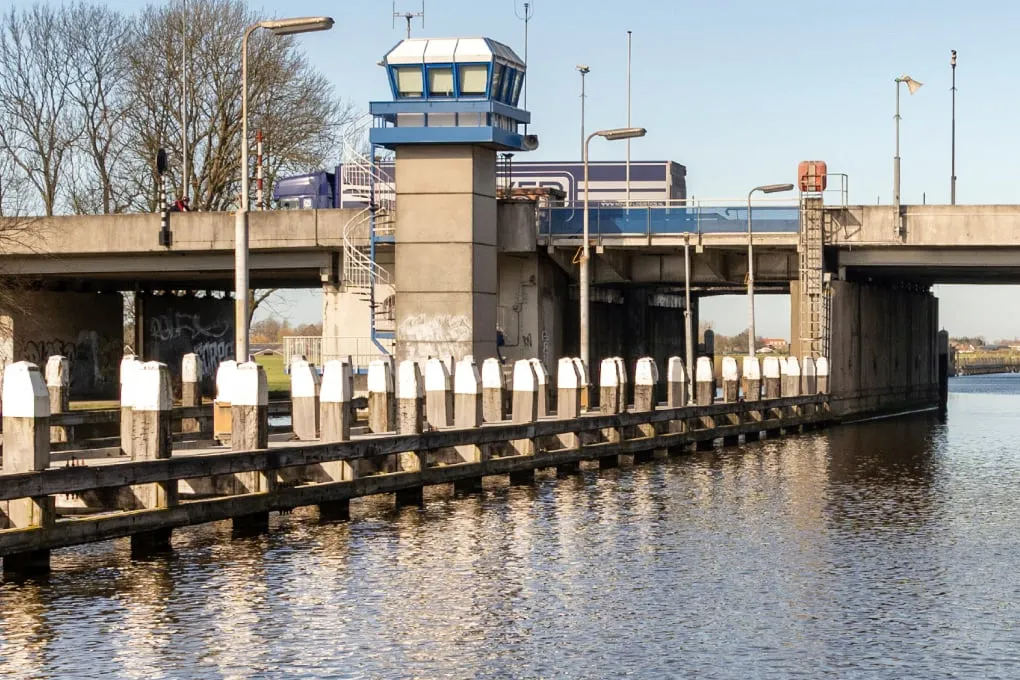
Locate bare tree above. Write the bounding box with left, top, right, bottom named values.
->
left=0, top=5, right=78, bottom=216
left=123, top=0, right=357, bottom=213
left=64, top=3, right=134, bottom=215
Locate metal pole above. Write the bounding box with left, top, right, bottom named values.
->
left=256, top=129, right=264, bottom=210
left=747, top=188, right=756, bottom=357
left=625, top=30, right=632, bottom=204
left=951, top=50, right=957, bottom=205
left=523, top=3, right=529, bottom=113
left=580, top=70, right=586, bottom=162
left=684, top=232, right=694, bottom=405
left=181, top=0, right=188, bottom=202
left=580, top=131, right=594, bottom=371
left=235, top=24, right=257, bottom=362
left=894, top=79, right=901, bottom=211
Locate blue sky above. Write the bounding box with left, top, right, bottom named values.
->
left=7, top=0, right=1018, bottom=338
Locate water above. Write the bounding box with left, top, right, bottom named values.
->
left=2, top=376, right=1020, bottom=678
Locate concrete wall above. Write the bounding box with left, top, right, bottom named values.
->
left=142, top=294, right=233, bottom=395
left=827, top=204, right=1020, bottom=247
left=394, top=145, right=498, bottom=362
left=828, top=280, right=939, bottom=417
left=0, top=291, right=122, bottom=400
left=497, top=252, right=567, bottom=368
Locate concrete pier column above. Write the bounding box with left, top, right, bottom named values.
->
left=181, top=353, right=202, bottom=434
left=1, top=362, right=54, bottom=576
left=45, top=355, right=70, bottom=444
left=615, top=357, right=629, bottom=413
left=425, top=358, right=453, bottom=430
left=599, top=358, right=621, bottom=416
left=695, top=357, right=714, bottom=406
left=666, top=357, right=688, bottom=408
left=509, top=359, right=538, bottom=476
left=317, top=359, right=355, bottom=520
left=482, top=358, right=506, bottom=423
left=213, top=360, right=237, bottom=445
left=129, top=362, right=177, bottom=556
left=231, top=361, right=272, bottom=536
left=633, top=357, right=658, bottom=412
left=120, top=355, right=141, bottom=456
left=721, top=357, right=740, bottom=403
left=782, top=357, right=802, bottom=398
left=742, top=356, right=761, bottom=402
left=290, top=359, right=320, bottom=441
left=529, top=358, right=550, bottom=417
left=453, top=357, right=485, bottom=477
left=763, top=356, right=782, bottom=399
left=395, top=362, right=426, bottom=501
left=368, top=359, right=395, bottom=434
left=802, top=357, right=817, bottom=396
left=817, top=357, right=830, bottom=395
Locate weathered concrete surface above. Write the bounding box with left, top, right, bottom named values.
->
left=143, top=294, right=233, bottom=394
left=828, top=280, right=938, bottom=417
left=394, top=145, right=498, bottom=362
left=0, top=291, right=122, bottom=400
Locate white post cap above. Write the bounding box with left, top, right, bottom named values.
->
left=133, top=362, right=173, bottom=412
left=763, top=356, right=781, bottom=379
left=320, top=359, right=354, bottom=403
left=45, top=355, right=69, bottom=388
left=783, top=356, right=801, bottom=377
left=528, top=358, right=549, bottom=385
left=368, top=359, right=393, bottom=394
left=614, top=357, right=628, bottom=384
left=182, top=353, right=201, bottom=383
left=802, top=356, right=817, bottom=377
left=215, top=360, right=238, bottom=403
left=290, top=359, right=319, bottom=398
left=778, top=356, right=789, bottom=373
left=482, top=358, right=504, bottom=389
left=635, top=357, right=658, bottom=386
left=666, top=356, right=686, bottom=383
left=816, top=356, right=830, bottom=376
left=397, top=360, right=424, bottom=399
left=512, top=358, right=536, bottom=392
left=2, top=361, right=49, bottom=418
left=557, top=357, right=582, bottom=389
left=120, top=356, right=141, bottom=405
left=695, top=356, right=713, bottom=383
left=599, top=358, right=619, bottom=388
left=425, top=357, right=450, bottom=393
left=233, top=361, right=269, bottom=407
left=722, top=356, right=739, bottom=381
left=742, top=356, right=761, bottom=380
left=571, top=357, right=589, bottom=387
left=454, top=357, right=482, bottom=395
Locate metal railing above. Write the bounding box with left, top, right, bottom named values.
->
left=283, top=336, right=392, bottom=372
left=538, top=199, right=801, bottom=239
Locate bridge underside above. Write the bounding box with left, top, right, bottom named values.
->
left=837, top=248, right=1020, bottom=285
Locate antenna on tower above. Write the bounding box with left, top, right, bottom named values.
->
left=513, top=1, right=535, bottom=119
left=393, top=1, right=425, bottom=39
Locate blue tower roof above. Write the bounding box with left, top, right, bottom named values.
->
left=370, top=36, right=533, bottom=152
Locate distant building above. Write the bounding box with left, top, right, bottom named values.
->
left=761, top=337, right=788, bottom=351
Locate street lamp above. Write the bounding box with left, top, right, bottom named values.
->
left=576, top=65, right=590, bottom=161
left=746, top=183, right=794, bottom=358
left=893, top=74, right=922, bottom=223
left=235, top=16, right=334, bottom=362
left=580, top=126, right=647, bottom=369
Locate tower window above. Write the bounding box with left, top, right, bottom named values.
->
left=394, top=66, right=424, bottom=97
left=428, top=66, right=455, bottom=97
left=458, top=64, right=489, bottom=95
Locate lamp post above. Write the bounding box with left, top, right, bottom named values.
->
left=580, top=127, right=647, bottom=370
left=235, top=16, right=334, bottom=362
left=576, top=65, right=589, bottom=161
left=950, top=51, right=957, bottom=205
left=746, top=183, right=794, bottom=358
left=893, top=74, right=922, bottom=223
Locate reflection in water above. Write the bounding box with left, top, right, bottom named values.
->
left=3, top=375, right=1020, bottom=677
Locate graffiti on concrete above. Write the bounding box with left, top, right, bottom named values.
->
left=20, top=330, right=117, bottom=395
left=148, top=312, right=232, bottom=373
left=143, top=295, right=234, bottom=394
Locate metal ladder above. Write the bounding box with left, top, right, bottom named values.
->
left=798, top=196, right=828, bottom=358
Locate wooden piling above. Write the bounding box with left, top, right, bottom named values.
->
left=290, top=359, right=320, bottom=441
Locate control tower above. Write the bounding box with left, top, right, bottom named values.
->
left=370, top=37, right=533, bottom=362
